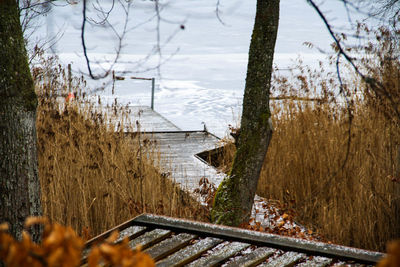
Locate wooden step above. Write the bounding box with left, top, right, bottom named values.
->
left=258, top=251, right=305, bottom=267
left=186, top=241, right=250, bottom=267
left=145, top=233, right=197, bottom=261
left=128, top=228, right=171, bottom=250
left=156, top=237, right=223, bottom=267
left=224, top=247, right=276, bottom=267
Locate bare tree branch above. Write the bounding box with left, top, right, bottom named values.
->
left=308, top=0, right=400, bottom=121
left=215, top=0, right=228, bottom=26
left=80, top=0, right=132, bottom=80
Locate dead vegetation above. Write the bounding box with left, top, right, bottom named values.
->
left=218, top=25, right=400, bottom=251
left=0, top=217, right=155, bottom=267
left=31, top=23, right=400, bottom=253
left=34, top=53, right=208, bottom=238
left=257, top=96, right=399, bottom=251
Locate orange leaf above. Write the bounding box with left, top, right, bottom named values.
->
left=106, top=231, right=119, bottom=243
left=24, top=217, right=48, bottom=228
left=21, top=231, right=32, bottom=249
left=43, top=228, right=63, bottom=249
left=135, top=244, right=143, bottom=252
left=0, top=222, right=9, bottom=231
left=88, top=246, right=102, bottom=267
left=133, top=252, right=155, bottom=267
left=47, top=247, right=64, bottom=266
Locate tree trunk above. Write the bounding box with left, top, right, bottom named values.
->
left=211, top=0, right=279, bottom=226
left=0, top=0, right=42, bottom=242
left=395, top=146, right=400, bottom=239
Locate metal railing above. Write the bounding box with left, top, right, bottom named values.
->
left=113, top=71, right=156, bottom=110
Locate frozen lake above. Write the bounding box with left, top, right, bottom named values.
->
left=30, top=0, right=369, bottom=137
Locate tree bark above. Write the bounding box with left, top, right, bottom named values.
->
left=0, top=0, right=42, bottom=242
left=211, top=0, right=279, bottom=226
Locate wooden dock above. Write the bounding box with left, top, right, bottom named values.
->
left=145, top=131, right=225, bottom=191
left=82, top=214, right=385, bottom=266
left=127, top=106, right=181, bottom=132
left=126, top=106, right=225, bottom=193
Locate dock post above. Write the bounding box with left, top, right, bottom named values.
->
left=68, top=64, right=72, bottom=92
left=151, top=78, right=155, bottom=110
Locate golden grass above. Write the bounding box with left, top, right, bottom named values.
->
left=218, top=29, right=400, bottom=250
left=32, top=24, right=400, bottom=251
left=257, top=98, right=399, bottom=251
left=34, top=56, right=208, bottom=238
left=219, top=93, right=399, bottom=251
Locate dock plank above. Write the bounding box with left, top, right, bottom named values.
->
left=104, top=105, right=181, bottom=132
left=114, top=106, right=225, bottom=195
left=186, top=241, right=250, bottom=267
left=156, top=237, right=223, bottom=267
left=144, top=233, right=197, bottom=261
left=296, top=256, right=333, bottom=267
left=257, top=251, right=305, bottom=267
left=128, top=229, right=171, bottom=250
left=81, top=226, right=147, bottom=263
left=225, top=247, right=276, bottom=267
left=149, top=132, right=225, bottom=191
left=128, top=106, right=181, bottom=132
left=116, top=225, right=147, bottom=243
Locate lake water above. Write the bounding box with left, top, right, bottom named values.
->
left=30, top=0, right=371, bottom=137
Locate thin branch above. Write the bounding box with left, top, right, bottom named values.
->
left=215, top=0, right=228, bottom=26
left=154, top=0, right=162, bottom=77
left=90, top=0, right=115, bottom=25
left=80, top=0, right=132, bottom=80
left=308, top=0, right=400, bottom=196
left=308, top=0, right=400, bottom=121
left=81, top=0, right=97, bottom=79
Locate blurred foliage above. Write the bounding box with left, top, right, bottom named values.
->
left=0, top=217, right=154, bottom=267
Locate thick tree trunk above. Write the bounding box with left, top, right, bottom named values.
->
left=211, top=0, right=279, bottom=226
left=0, top=0, right=42, bottom=242
left=395, top=146, right=400, bottom=239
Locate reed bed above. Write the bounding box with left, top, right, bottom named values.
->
left=219, top=26, right=400, bottom=251
left=32, top=24, right=400, bottom=251
left=34, top=55, right=208, bottom=238
left=257, top=98, right=399, bottom=251
left=220, top=83, right=399, bottom=251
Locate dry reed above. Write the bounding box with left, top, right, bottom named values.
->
left=257, top=98, right=399, bottom=251
left=219, top=25, right=400, bottom=251
left=34, top=54, right=208, bottom=238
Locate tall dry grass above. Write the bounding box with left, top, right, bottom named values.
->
left=260, top=25, right=400, bottom=251
left=219, top=25, right=400, bottom=251
left=34, top=54, right=208, bottom=238
left=257, top=98, right=399, bottom=251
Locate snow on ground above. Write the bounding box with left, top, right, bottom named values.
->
left=248, top=195, right=320, bottom=241
left=195, top=175, right=321, bottom=241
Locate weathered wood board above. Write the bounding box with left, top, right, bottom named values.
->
left=186, top=241, right=250, bottom=267
left=225, top=247, right=277, bottom=267
left=144, top=233, right=197, bottom=261
left=258, top=251, right=305, bottom=267
left=128, top=228, right=171, bottom=250
left=127, top=106, right=181, bottom=132
left=113, top=105, right=226, bottom=193
left=102, top=105, right=180, bottom=132
left=147, top=131, right=226, bottom=191
left=156, top=237, right=223, bottom=267
left=82, top=214, right=385, bottom=266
